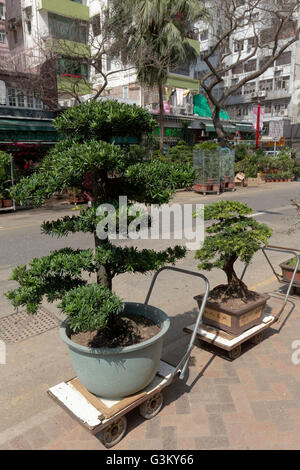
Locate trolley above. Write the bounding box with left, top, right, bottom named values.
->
left=48, top=267, right=210, bottom=448
left=184, top=246, right=300, bottom=360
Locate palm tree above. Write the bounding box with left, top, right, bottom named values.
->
left=109, top=0, right=207, bottom=152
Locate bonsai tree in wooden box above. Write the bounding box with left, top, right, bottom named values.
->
left=6, top=100, right=195, bottom=399
left=194, top=201, right=272, bottom=336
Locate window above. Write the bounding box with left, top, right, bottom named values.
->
left=0, top=3, right=3, bottom=17
left=26, top=90, right=34, bottom=108
left=8, top=87, right=16, bottom=106
left=0, top=30, right=5, bottom=43
left=244, top=82, right=256, bottom=95
left=57, top=57, right=88, bottom=79
left=259, top=79, right=273, bottom=91
left=232, top=63, right=243, bottom=75
left=234, top=40, right=244, bottom=53
left=259, top=56, right=274, bottom=69
left=244, top=60, right=257, bottom=73
left=275, top=76, right=290, bottom=91
left=276, top=51, right=292, bottom=67
left=264, top=102, right=272, bottom=114
left=48, top=13, right=88, bottom=44
left=123, top=86, right=129, bottom=99
left=17, top=90, right=25, bottom=107
left=92, top=14, right=101, bottom=36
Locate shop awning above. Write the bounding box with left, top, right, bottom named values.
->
left=205, top=122, right=236, bottom=133
left=0, top=118, right=60, bottom=143
left=235, top=123, right=253, bottom=132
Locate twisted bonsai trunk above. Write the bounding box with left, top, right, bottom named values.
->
left=223, top=255, right=249, bottom=299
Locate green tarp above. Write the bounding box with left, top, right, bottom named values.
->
left=193, top=94, right=229, bottom=120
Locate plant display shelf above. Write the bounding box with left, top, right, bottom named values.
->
left=48, top=267, right=210, bottom=448
left=0, top=154, right=16, bottom=212
left=184, top=245, right=299, bottom=360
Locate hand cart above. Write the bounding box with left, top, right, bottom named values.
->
left=184, top=245, right=300, bottom=360
left=48, top=267, right=210, bottom=448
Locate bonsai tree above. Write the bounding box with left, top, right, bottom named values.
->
left=195, top=201, right=273, bottom=299
left=6, top=100, right=195, bottom=341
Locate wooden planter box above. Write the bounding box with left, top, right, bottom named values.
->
left=194, top=293, right=270, bottom=336
left=2, top=199, right=13, bottom=207
left=280, top=260, right=300, bottom=286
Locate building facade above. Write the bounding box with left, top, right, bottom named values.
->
left=5, top=0, right=91, bottom=101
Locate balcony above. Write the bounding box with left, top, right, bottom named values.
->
left=38, top=0, right=89, bottom=21
left=265, top=89, right=291, bottom=100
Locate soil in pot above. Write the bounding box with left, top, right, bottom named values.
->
left=70, top=313, right=161, bottom=348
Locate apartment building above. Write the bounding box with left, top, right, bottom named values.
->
left=0, top=0, right=9, bottom=61
left=194, top=2, right=300, bottom=140
left=5, top=0, right=91, bottom=101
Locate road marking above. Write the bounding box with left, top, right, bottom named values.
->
left=250, top=275, right=277, bottom=291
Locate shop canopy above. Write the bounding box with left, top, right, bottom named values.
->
left=0, top=118, right=60, bottom=143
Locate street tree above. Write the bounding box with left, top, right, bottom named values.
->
left=108, top=0, right=207, bottom=151
left=197, top=0, right=300, bottom=145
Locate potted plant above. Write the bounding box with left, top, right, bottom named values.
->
left=280, top=200, right=300, bottom=285
left=193, top=201, right=273, bottom=336
left=6, top=100, right=194, bottom=399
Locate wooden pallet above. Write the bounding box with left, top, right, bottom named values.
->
left=48, top=360, right=176, bottom=435
left=184, top=314, right=276, bottom=353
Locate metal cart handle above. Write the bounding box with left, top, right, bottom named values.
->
left=241, top=245, right=300, bottom=316
left=145, top=267, right=210, bottom=381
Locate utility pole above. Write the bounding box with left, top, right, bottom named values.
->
left=256, top=99, right=261, bottom=149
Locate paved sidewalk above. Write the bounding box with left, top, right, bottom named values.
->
left=0, top=287, right=300, bottom=451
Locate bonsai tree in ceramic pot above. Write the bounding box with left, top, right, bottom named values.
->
left=194, top=201, right=273, bottom=336
left=6, top=100, right=195, bottom=398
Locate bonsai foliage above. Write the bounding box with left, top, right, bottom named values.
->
left=195, top=201, right=272, bottom=298
left=7, top=100, right=194, bottom=334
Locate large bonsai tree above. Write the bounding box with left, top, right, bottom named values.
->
left=195, top=201, right=272, bottom=299
left=6, top=100, right=195, bottom=335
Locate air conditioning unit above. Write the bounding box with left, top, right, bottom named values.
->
left=259, top=90, right=266, bottom=97
left=275, top=66, right=283, bottom=72
left=251, top=92, right=257, bottom=98
left=1, top=16, right=5, bottom=21
left=280, top=109, right=288, bottom=116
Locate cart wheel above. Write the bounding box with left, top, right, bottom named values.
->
left=139, top=392, right=163, bottom=420
left=251, top=331, right=264, bottom=345
left=99, top=416, right=127, bottom=448
left=228, top=345, right=242, bottom=360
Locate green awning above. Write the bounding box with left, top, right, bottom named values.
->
left=0, top=118, right=60, bottom=143
left=205, top=124, right=215, bottom=132
left=235, top=123, right=253, bottom=132
left=205, top=123, right=236, bottom=133
left=223, top=124, right=236, bottom=133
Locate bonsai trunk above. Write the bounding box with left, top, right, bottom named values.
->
left=223, top=256, right=249, bottom=298
left=158, top=81, right=164, bottom=153
left=94, top=234, right=113, bottom=290
left=212, top=107, right=227, bottom=148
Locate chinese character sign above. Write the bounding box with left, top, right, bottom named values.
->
left=252, top=106, right=264, bottom=130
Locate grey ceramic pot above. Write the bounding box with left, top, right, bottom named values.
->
left=59, top=302, right=170, bottom=398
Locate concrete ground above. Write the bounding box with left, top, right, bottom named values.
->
left=0, top=182, right=300, bottom=450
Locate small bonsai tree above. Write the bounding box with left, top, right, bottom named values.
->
left=195, top=201, right=273, bottom=299
left=6, top=100, right=195, bottom=342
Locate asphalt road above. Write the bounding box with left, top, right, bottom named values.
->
left=1, top=181, right=299, bottom=269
